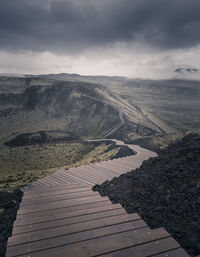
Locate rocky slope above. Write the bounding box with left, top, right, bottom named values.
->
left=94, top=134, right=200, bottom=256
left=0, top=190, right=23, bottom=257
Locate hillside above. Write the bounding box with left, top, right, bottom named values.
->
left=0, top=74, right=199, bottom=151
left=0, top=77, right=118, bottom=143
left=39, top=74, right=200, bottom=139
left=0, top=76, right=163, bottom=145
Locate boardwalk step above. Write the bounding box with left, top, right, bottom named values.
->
left=14, top=203, right=123, bottom=226
left=12, top=207, right=126, bottom=235
left=6, top=141, right=189, bottom=257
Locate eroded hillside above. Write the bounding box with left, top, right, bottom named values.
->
left=0, top=76, right=162, bottom=144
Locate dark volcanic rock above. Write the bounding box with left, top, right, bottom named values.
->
left=109, top=145, right=136, bottom=159
left=93, top=134, right=200, bottom=257
left=0, top=189, right=23, bottom=257
left=4, top=131, right=79, bottom=147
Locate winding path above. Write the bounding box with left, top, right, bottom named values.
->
left=6, top=140, right=190, bottom=257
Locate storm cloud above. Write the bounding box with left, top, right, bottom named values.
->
left=1, top=0, right=200, bottom=53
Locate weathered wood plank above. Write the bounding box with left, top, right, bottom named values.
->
left=105, top=159, right=136, bottom=169
left=100, top=162, right=132, bottom=171
left=88, top=164, right=121, bottom=177
left=59, top=172, right=94, bottom=186
left=14, top=202, right=121, bottom=226
left=95, top=162, right=126, bottom=171
left=17, top=195, right=110, bottom=215
left=96, top=162, right=130, bottom=173
left=70, top=167, right=114, bottom=181
left=11, top=228, right=170, bottom=257
left=22, top=186, right=91, bottom=199
left=151, top=247, right=190, bottom=257
left=20, top=190, right=100, bottom=207
left=98, top=237, right=180, bottom=257
left=23, top=184, right=89, bottom=196
left=8, top=213, right=141, bottom=246
left=6, top=220, right=146, bottom=257
left=12, top=207, right=126, bottom=235
left=67, top=170, right=104, bottom=184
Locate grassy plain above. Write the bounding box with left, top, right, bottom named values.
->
left=0, top=142, right=119, bottom=190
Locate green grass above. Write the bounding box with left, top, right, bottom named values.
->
left=0, top=142, right=119, bottom=190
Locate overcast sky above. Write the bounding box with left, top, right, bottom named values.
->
left=0, top=0, right=200, bottom=79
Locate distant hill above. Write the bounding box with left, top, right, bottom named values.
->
left=0, top=76, right=162, bottom=144
left=0, top=74, right=199, bottom=145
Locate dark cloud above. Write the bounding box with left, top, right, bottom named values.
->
left=0, top=0, right=200, bottom=53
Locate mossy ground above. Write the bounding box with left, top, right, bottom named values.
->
left=0, top=142, right=119, bottom=191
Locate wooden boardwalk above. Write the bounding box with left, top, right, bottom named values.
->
left=6, top=140, right=190, bottom=257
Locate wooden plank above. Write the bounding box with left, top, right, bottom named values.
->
left=32, top=180, right=85, bottom=189
left=48, top=172, right=79, bottom=183
left=12, top=208, right=126, bottom=235
left=67, top=172, right=104, bottom=184
left=94, top=163, right=124, bottom=174
left=6, top=220, right=146, bottom=257
left=106, top=159, right=136, bottom=169
left=22, top=187, right=92, bottom=198
left=72, top=165, right=114, bottom=178
left=96, top=162, right=130, bottom=173
left=95, top=161, right=125, bottom=170
left=23, top=187, right=91, bottom=199
left=98, top=237, right=180, bottom=257
left=51, top=170, right=79, bottom=181
left=152, top=247, right=190, bottom=257
left=20, top=190, right=100, bottom=207
left=8, top=213, right=141, bottom=246
left=80, top=168, right=115, bottom=181
left=71, top=167, right=114, bottom=181
left=14, top=202, right=119, bottom=226
left=96, top=161, right=126, bottom=170
left=22, top=186, right=91, bottom=199
left=60, top=172, right=94, bottom=186
left=39, top=175, right=69, bottom=185
left=99, top=161, right=132, bottom=172
left=23, top=182, right=88, bottom=193
left=17, top=195, right=110, bottom=215
left=33, top=178, right=54, bottom=186
left=12, top=228, right=170, bottom=257
left=112, top=158, right=140, bottom=167
left=38, top=177, right=63, bottom=186
left=88, top=164, right=121, bottom=177
left=67, top=170, right=104, bottom=184
left=39, top=177, right=61, bottom=186
left=110, top=158, right=135, bottom=166
left=30, top=181, right=49, bottom=188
